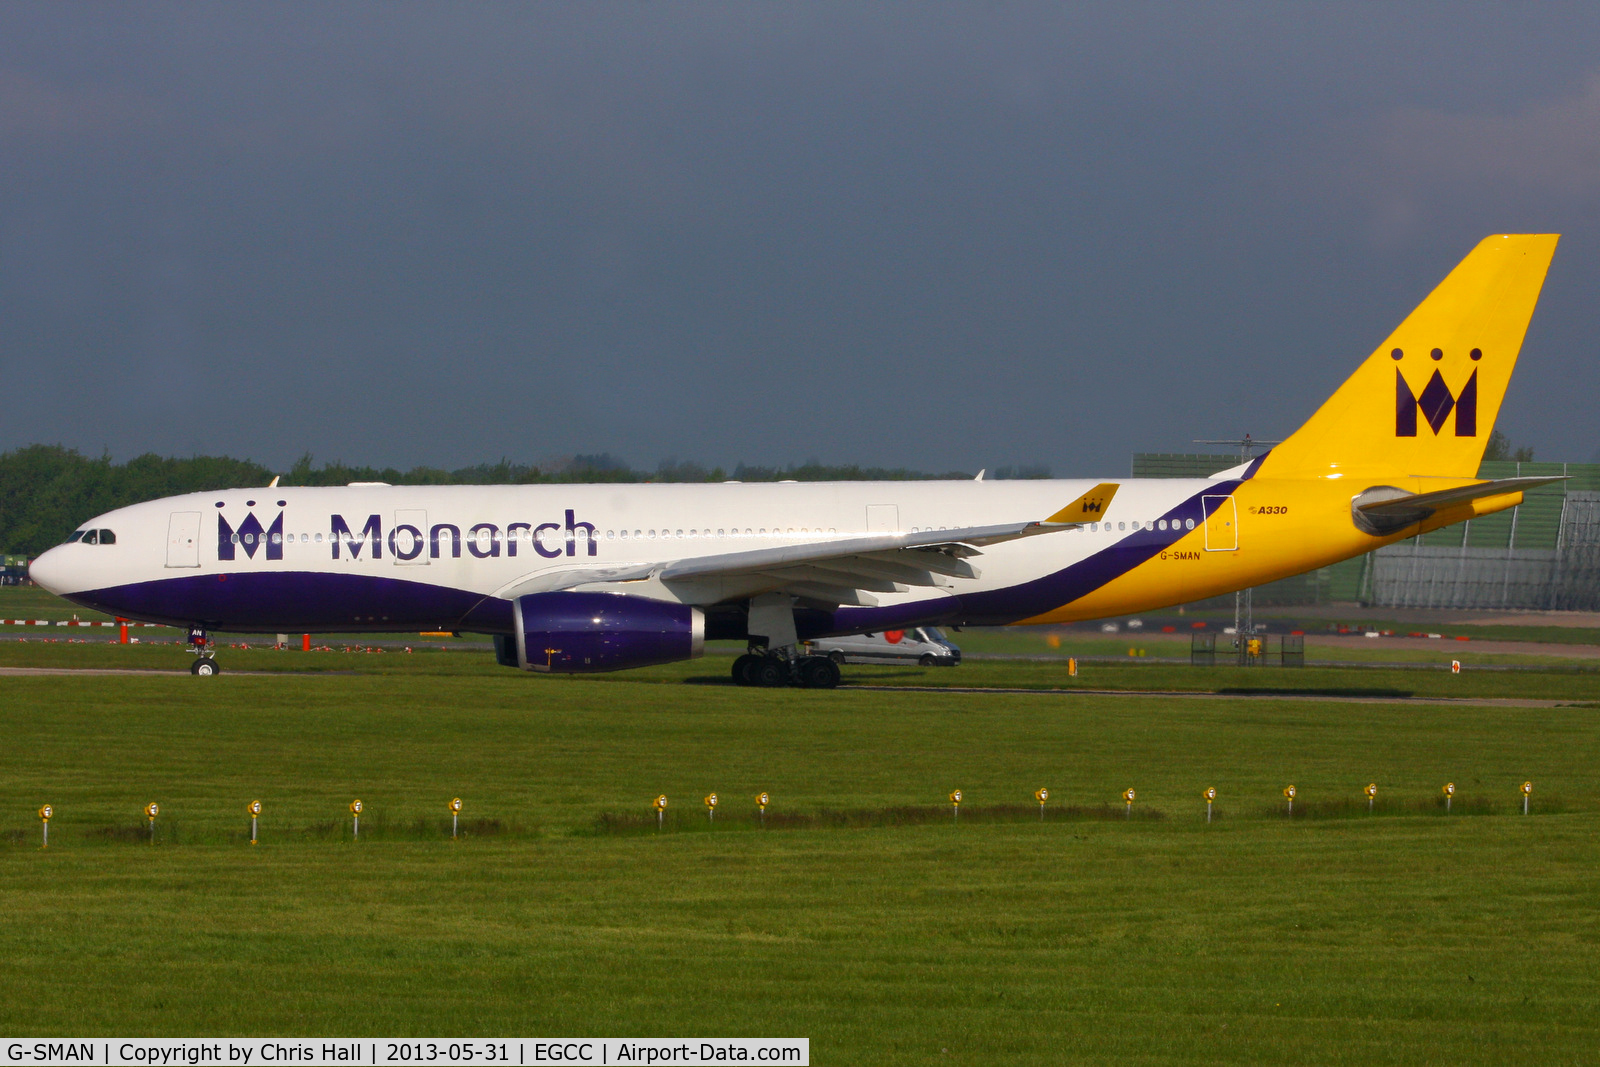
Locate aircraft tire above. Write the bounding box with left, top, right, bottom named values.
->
left=732, top=654, right=759, bottom=686
left=752, top=657, right=789, bottom=688
left=191, top=657, right=221, bottom=676
left=800, top=657, right=840, bottom=689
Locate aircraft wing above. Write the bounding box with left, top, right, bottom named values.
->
left=495, top=483, right=1119, bottom=607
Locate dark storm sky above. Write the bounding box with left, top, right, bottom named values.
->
left=3, top=3, right=1598, bottom=475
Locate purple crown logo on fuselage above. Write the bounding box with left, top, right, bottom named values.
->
left=218, top=511, right=284, bottom=561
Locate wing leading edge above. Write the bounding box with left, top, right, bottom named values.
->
left=493, top=483, right=1120, bottom=607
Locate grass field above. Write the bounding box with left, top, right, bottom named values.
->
left=3, top=645, right=1599, bottom=1063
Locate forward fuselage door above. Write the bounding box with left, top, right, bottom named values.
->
left=166, top=512, right=201, bottom=568
left=1201, top=495, right=1238, bottom=551
left=393, top=509, right=428, bottom=565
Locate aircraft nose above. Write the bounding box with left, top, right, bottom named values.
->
left=28, top=545, right=75, bottom=595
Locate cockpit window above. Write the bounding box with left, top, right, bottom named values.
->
left=81, top=530, right=99, bottom=545
left=98, top=529, right=116, bottom=545
left=66, top=530, right=85, bottom=543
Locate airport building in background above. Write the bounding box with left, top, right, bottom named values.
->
left=1134, top=455, right=1600, bottom=612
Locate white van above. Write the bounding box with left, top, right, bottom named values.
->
left=805, top=627, right=962, bottom=667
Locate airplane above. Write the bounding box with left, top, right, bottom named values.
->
left=29, top=234, right=1563, bottom=687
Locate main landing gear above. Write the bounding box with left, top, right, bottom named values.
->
left=731, top=650, right=840, bottom=689
left=187, top=626, right=221, bottom=676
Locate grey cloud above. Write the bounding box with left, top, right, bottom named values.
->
left=1, top=3, right=1597, bottom=475
left=1380, top=72, right=1600, bottom=198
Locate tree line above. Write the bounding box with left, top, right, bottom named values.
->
left=0, top=445, right=1049, bottom=556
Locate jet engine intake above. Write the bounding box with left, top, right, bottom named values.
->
left=507, top=591, right=704, bottom=673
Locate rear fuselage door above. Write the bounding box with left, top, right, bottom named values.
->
left=166, top=512, right=201, bottom=568
left=1201, top=495, right=1238, bottom=551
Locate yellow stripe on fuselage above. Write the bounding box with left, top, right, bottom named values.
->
left=1016, top=475, right=1523, bottom=624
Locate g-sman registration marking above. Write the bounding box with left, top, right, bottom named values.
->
left=1159, top=550, right=1201, bottom=561
left=6, top=1045, right=96, bottom=1063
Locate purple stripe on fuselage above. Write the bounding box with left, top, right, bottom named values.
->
left=824, top=478, right=1245, bottom=632
left=64, top=571, right=512, bottom=634
left=1241, top=449, right=1272, bottom=480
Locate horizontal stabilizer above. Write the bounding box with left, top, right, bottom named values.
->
left=1044, top=483, right=1119, bottom=524
left=1352, top=476, right=1564, bottom=536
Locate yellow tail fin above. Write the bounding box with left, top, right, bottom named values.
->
left=1260, top=234, right=1558, bottom=480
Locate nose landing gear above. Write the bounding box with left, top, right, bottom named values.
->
left=187, top=627, right=221, bottom=676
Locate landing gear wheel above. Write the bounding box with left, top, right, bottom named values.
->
left=732, top=654, right=759, bottom=686
left=800, top=657, right=840, bottom=689
left=190, top=657, right=220, bottom=676
left=752, top=657, right=790, bottom=688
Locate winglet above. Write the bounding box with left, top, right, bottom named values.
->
left=1044, top=483, right=1119, bottom=524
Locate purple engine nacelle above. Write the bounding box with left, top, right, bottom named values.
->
left=499, top=591, right=705, bottom=673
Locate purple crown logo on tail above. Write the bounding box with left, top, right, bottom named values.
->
left=1395, top=367, right=1477, bottom=438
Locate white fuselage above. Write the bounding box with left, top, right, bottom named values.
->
left=30, top=476, right=1228, bottom=636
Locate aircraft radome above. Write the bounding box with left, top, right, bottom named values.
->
left=30, top=234, right=1563, bottom=687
